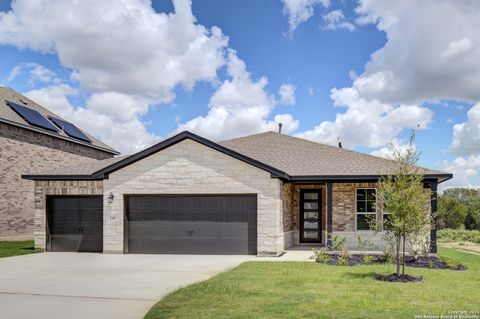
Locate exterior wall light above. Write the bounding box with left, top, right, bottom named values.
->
left=108, top=192, right=114, bottom=203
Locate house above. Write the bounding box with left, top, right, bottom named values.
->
left=23, top=131, right=451, bottom=255
left=0, top=87, right=119, bottom=237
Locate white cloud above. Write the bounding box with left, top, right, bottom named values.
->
left=450, top=102, right=480, bottom=156
left=440, top=37, right=474, bottom=60
left=24, top=84, right=78, bottom=117
left=281, top=0, right=330, bottom=35
left=174, top=50, right=299, bottom=140
left=370, top=139, right=414, bottom=159
left=353, top=0, right=480, bottom=104
left=0, top=0, right=228, bottom=101
left=6, top=62, right=59, bottom=86
left=295, top=86, right=432, bottom=148
left=322, top=10, right=355, bottom=31
left=278, top=83, right=296, bottom=105
left=439, top=156, right=480, bottom=188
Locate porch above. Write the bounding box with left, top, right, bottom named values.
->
left=280, top=180, right=438, bottom=253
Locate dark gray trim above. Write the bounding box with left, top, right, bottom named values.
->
left=430, top=181, right=438, bottom=254
left=92, top=131, right=290, bottom=180
left=326, top=182, right=333, bottom=249
left=290, top=174, right=452, bottom=183
left=0, top=118, right=119, bottom=155
left=22, top=174, right=102, bottom=180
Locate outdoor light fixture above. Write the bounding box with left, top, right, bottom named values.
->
left=108, top=192, right=114, bottom=203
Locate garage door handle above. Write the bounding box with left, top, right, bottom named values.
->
left=188, top=229, right=194, bottom=236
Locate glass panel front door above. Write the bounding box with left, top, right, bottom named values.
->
left=300, top=189, right=322, bottom=243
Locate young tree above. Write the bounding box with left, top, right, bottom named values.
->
left=377, top=131, right=431, bottom=277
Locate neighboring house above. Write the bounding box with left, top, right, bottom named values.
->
left=0, top=87, right=119, bottom=237
left=23, top=131, right=451, bottom=255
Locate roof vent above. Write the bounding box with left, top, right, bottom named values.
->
left=19, top=99, right=28, bottom=105
left=338, top=137, right=342, bottom=148
left=278, top=123, right=283, bottom=134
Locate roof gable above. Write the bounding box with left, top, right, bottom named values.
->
left=91, top=131, right=289, bottom=179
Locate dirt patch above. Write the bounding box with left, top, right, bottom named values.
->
left=439, top=242, right=480, bottom=256
left=375, top=273, right=423, bottom=283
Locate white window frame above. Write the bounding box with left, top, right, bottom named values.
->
left=355, top=188, right=377, bottom=231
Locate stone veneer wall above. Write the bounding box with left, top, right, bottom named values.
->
left=0, top=122, right=113, bottom=236
left=33, top=180, right=104, bottom=249
left=103, top=139, right=284, bottom=255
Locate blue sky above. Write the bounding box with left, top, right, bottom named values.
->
left=1, top=0, right=479, bottom=188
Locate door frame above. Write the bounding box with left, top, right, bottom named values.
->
left=299, top=189, right=323, bottom=243
left=46, top=195, right=103, bottom=252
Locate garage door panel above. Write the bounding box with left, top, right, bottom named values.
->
left=48, top=197, right=103, bottom=252
left=126, top=195, right=257, bottom=255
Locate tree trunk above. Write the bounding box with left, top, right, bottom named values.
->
left=396, top=234, right=401, bottom=276
left=402, top=235, right=406, bottom=275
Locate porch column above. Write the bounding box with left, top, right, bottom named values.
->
left=429, top=180, right=438, bottom=253
left=326, top=182, right=333, bottom=248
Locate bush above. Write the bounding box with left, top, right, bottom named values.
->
left=437, top=229, right=480, bottom=244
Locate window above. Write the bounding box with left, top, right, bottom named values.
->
left=356, top=188, right=376, bottom=230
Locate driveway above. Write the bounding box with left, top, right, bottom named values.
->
left=0, top=252, right=252, bottom=319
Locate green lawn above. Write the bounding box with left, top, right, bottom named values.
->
left=145, top=248, right=480, bottom=319
left=0, top=240, right=42, bottom=258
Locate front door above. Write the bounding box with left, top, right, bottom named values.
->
left=300, top=189, right=322, bottom=243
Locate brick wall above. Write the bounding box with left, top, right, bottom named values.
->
left=104, top=139, right=284, bottom=256
left=33, top=180, right=104, bottom=249
left=0, top=123, right=113, bottom=236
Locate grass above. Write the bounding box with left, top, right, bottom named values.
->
left=145, top=248, right=480, bottom=319
left=0, top=240, right=42, bottom=258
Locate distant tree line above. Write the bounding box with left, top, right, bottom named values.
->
left=437, top=188, right=480, bottom=230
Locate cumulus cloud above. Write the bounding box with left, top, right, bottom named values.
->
left=24, top=84, right=78, bottom=118
left=174, top=50, right=299, bottom=140
left=281, top=0, right=330, bottom=35
left=439, top=156, right=480, bottom=188
left=450, top=102, right=480, bottom=157
left=295, top=86, right=432, bottom=148
left=278, top=83, right=296, bottom=106
left=6, top=62, right=60, bottom=86
left=354, top=0, right=480, bottom=104
left=321, top=10, right=355, bottom=31
left=0, top=0, right=228, bottom=101
left=370, top=139, right=414, bottom=159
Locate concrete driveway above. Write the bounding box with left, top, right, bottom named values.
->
left=0, top=252, right=252, bottom=319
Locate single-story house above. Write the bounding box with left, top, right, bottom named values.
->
left=0, top=87, right=118, bottom=237
left=23, top=131, right=452, bottom=256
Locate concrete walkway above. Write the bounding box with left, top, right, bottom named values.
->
left=0, top=252, right=252, bottom=319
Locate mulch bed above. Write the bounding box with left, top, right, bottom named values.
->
left=375, top=273, right=423, bottom=283
left=316, top=253, right=465, bottom=270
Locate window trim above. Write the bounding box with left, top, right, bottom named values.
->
left=355, top=187, right=377, bottom=231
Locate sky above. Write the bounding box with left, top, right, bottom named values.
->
left=0, top=0, right=479, bottom=189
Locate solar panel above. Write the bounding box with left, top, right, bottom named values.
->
left=48, top=116, right=92, bottom=143
left=7, top=101, right=59, bottom=132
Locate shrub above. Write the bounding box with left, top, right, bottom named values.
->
left=439, top=256, right=462, bottom=269
left=437, top=229, right=480, bottom=244
left=328, top=234, right=346, bottom=252
left=312, top=248, right=331, bottom=263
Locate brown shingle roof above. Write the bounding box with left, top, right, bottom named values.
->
left=219, top=131, right=447, bottom=177
left=0, top=86, right=118, bottom=154
left=24, top=131, right=451, bottom=181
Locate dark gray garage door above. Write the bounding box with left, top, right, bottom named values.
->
left=126, top=195, right=257, bottom=255
left=47, top=196, right=103, bottom=252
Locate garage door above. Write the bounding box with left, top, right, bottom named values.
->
left=126, top=195, right=257, bottom=255
left=47, top=196, right=103, bottom=252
